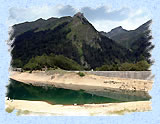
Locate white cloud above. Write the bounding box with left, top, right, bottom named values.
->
left=81, top=6, right=130, bottom=22
left=8, top=5, right=78, bottom=26
left=91, top=8, right=150, bottom=32
left=8, top=5, right=150, bottom=32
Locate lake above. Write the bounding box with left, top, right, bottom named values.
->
left=6, top=79, right=150, bottom=105
left=6, top=79, right=123, bottom=105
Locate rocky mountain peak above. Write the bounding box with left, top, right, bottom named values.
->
left=73, top=12, right=88, bottom=24
left=110, top=26, right=125, bottom=32
left=74, top=12, right=84, bottom=18
left=103, top=26, right=127, bottom=39
left=36, top=18, right=44, bottom=21
left=136, top=20, right=152, bottom=32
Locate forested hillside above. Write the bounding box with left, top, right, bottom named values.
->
left=10, top=12, right=154, bottom=71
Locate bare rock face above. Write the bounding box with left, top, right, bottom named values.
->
left=74, top=12, right=84, bottom=17
left=73, top=12, right=85, bottom=20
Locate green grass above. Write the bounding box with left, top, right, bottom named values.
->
left=77, top=72, right=85, bottom=77
left=108, top=108, right=138, bottom=115
left=5, top=106, right=15, bottom=113
left=46, top=68, right=67, bottom=75
left=16, top=110, right=30, bottom=116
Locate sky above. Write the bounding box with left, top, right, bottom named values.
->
left=8, top=5, right=150, bottom=32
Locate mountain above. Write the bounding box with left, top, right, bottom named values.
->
left=101, top=26, right=128, bottom=39
left=10, top=12, right=153, bottom=70
left=101, top=20, right=152, bottom=49
left=10, top=17, right=68, bottom=40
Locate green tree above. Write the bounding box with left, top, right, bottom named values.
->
left=11, top=59, right=23, bottom=68
left=23, top=54, right=83, bottom=71
left=119, top=62, right=135, bottom=71
left=135, top=60, right=150, bottom=71
left=23, top=62, right=40, bottom=70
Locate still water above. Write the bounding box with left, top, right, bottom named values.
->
left=6, top=79, right=123, bottom=105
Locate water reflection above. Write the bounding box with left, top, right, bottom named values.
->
left=6, top=79, right=122, bottom=105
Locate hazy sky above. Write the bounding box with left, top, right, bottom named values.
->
left=8, top=5, right=150, bottom=32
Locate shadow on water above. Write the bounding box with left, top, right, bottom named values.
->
left=6, top=79, right=123, bottom=105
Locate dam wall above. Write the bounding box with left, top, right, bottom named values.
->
left=71, top=71, right=154, bottom=80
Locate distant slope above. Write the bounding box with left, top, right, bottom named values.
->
left=101, top=20, right=152, bottom=49
left=10, top=17, right=58, bottom=40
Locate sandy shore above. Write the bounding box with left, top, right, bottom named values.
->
left=5, top=99, right=151, bottom=116
left=10, top=71, right=153, bottom=92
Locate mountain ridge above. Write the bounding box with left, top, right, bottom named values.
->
left=101, top=20, right=152, bottom=49
left=10, top=12, right=153, bottom=70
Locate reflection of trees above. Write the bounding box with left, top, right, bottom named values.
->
left=7, top=79, right=121, bottom=105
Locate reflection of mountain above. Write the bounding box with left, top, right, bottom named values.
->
left=101, top=20, right=152, bottom=49
left=10, top=12, right=153, bottom=70
left=7, top=79, right=151, bottom=103
left=6, top=79, right=121, bottom=105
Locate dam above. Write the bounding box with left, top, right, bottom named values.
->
left=68, top=71, right=154, bottom=80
